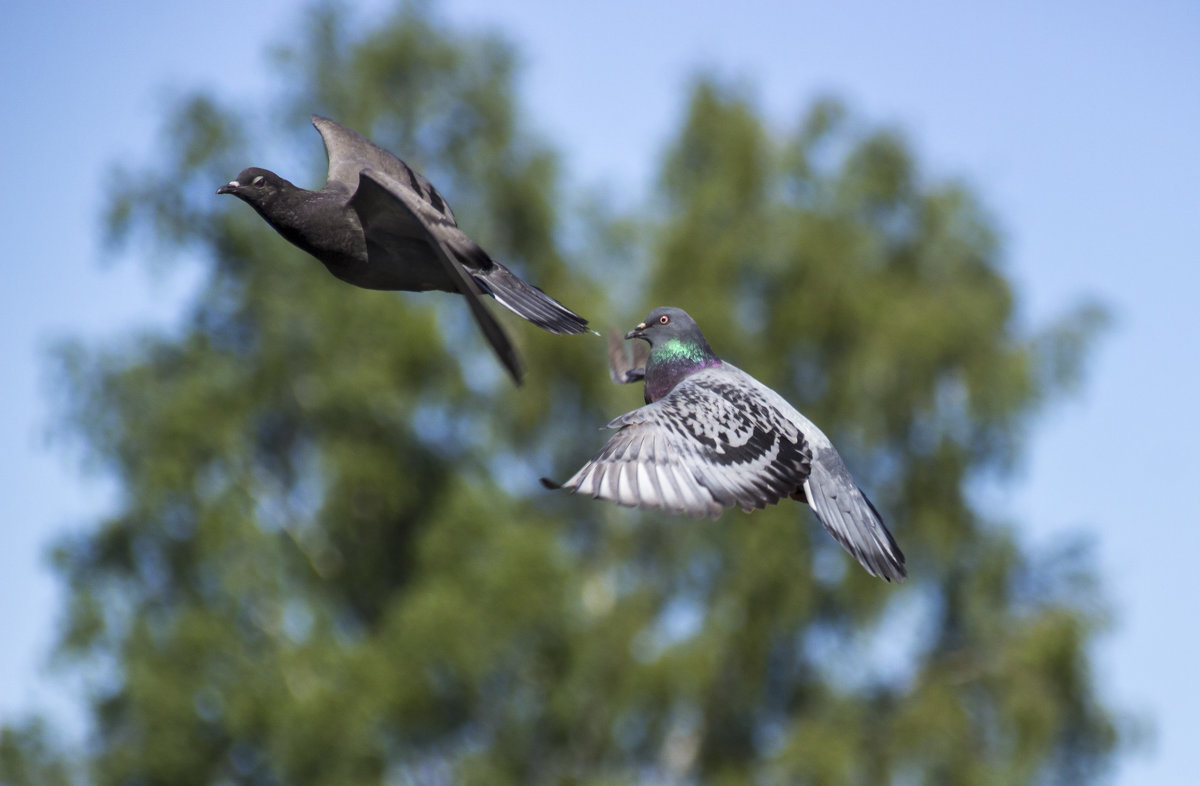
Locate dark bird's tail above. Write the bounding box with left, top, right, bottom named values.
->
left=475, top=263, right=590, bottom=335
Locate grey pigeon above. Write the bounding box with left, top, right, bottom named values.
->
left=217, top=115, right=589, bottom=384
left=546, top=307, right=906, bottom=582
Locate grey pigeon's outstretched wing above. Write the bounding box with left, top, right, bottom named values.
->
left=312, top=115, right=458, bottom=224
left=556, top=368, right=814, bottom=518
left=554, top=364, right=907, bottom=581
left=799, top=446, right=906, bottom=581
left=747, top=378, right=906, bottom=581
left=608, top=329, right=649, bottom=384
left=350, top=169, right=524, bottom=384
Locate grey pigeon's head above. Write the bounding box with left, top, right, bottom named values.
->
left=216, top=167, right=290, bottom=207
left=625, top=307, right=705, bottom=347
left=626, top=307, right=720, bottom=402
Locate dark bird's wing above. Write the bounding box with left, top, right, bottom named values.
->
left=312, top=115, right=458, bottom=224
left=607, top=329, right=649, bottom=384
left=314, top=115, right=589, bottom=335
left=554, top=368, right=813, bottom=518
left=350, top=169, right=524, bottom=385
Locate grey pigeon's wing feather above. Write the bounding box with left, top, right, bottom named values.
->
left=748, top=377, right=907, bottom=581
left=558, top=368, right=813, bottom=518
left=558, top=363, right=907, bottom=582
left=350, top=169, right=524, bottom=384
left=607, top=329, right=648, bottom=384
left=312, top=115, right=458, bottom=224
left=801, top=451, right=906, bottom=581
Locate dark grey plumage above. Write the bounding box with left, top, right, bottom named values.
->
left=548, top=307, right=906, bottom=582
left=217, top=115, right=589, bottom=384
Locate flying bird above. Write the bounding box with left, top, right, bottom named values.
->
left=546, top=307, right=906, bottom=581
left=217, top=115, right=589, bottom=384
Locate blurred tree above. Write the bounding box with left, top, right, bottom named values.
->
left=0, top=719, right=75, bottom=786
left=7, top=2, right=1120, bottom=785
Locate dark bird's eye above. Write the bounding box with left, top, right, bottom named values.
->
left=659, top=315, right=670, bottom=324
left=252, top=175, right=265, bottom=186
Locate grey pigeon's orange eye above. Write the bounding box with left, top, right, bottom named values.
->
left=659, top=315, right=670, bottom=324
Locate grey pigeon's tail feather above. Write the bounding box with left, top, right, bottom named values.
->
left=475, top=263, right=590, bottom=335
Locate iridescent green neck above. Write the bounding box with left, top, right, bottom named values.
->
left=653, top=338, right=712, bottom=364
left=643, top=338, right=720, bottom=402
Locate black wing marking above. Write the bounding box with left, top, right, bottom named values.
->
left=350, top=169, right=524, bottom=385
left=558, top=370, right=812, bottom=518
left=744, top=372, right=906, bottom=581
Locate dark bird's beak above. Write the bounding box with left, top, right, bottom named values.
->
left=625, top=322, right=647, bottom=340
left=216, top=181, right=239, bottom=195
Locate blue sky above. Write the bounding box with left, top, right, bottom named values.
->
left=3, top=0, right=1196, bottom=781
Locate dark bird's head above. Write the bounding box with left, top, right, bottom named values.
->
left=626, top=307, right=720, bottom=402
left=216, top=167, right=291, bottom=209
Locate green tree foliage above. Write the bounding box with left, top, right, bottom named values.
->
left=0, top=719, right=75, bottom=786
left=11, top=2, right=1120, bottom=784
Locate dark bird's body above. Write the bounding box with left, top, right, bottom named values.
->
left=549, top=307, right=906, bottom=582
left=218, top=115, right=589, bottom=383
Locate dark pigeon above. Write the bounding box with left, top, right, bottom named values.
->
left=217, top=115, right=590, bottom=384
left=546, top=307, right=906, bottom=582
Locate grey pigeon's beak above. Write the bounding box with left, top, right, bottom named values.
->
left=216, top=181, right=239, bottom=195
left=625, top=322, right=647, bottom=341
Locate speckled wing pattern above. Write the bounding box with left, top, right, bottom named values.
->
left=559, top=364, right=907, bottom=581
left=560, top=366, right=813, bottom=518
